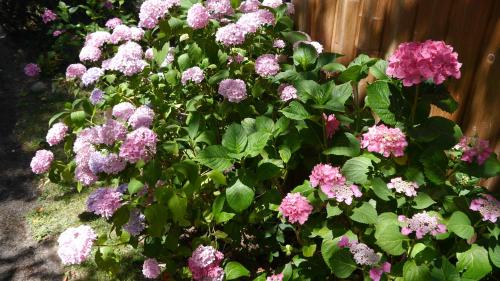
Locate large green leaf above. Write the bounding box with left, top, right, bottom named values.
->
left=350, top=202, right=378, bottom=224
left=226, top=180, right=254, bottom=213
left=488, top=245, right=500, bottom=268
left=224, top=261, right=250, bottom=280
left=456, top=245, right=492, bottom=280
left=222, top=124, right=248, bottom=155
left=197, top=145, right=233, bottom=171
left=342, top=156, right=373, bottom=184
left=375, top=224, right=408, bottom=255
left=420, top=149, right=448, bottom=185
left=280, top=101, right=311, bottom=120
left=168, top=192, right=187, bottom=223
left=431, top=257, right=460, bottom=281
left=322, top=82, right=352, bottom=112
left=447, top=211, right=474, bottom=240
left=323, top=132, right=360, bottom=157
left=321, top=239, right=356, bottom=278
left=294, top=80, right=320, bottom=102
left=371, top=177, right=392, bottom=201
left=246, top=132, right=271, bottom=157
left=412, top=192, right=436, bottom=209
left=366, top=81, right=396, bottom=125
left=293, top=42, right=318, bottom=69
left=403, top=260, right=431, bottom=281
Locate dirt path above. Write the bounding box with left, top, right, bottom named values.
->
left=0, top=33, right=63, bottom=281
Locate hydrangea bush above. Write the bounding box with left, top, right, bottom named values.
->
left=33, top=0, right=500, bottom=280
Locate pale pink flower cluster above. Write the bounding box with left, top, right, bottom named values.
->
left=470, top=194, right=500, bottom=223
left=24, top=63, right=40, bottom=77
left=279, top=193, right=313, bottom=224
left=386, top=40, right=462, bottom=86
left=206, top=0, right=234, bottom=19
left=46, top=122, right=69, bottom=146
left=338, top=236, right=380, bottom=265
left=139, top=0, right=180, bottom=29
left=30, top=150, right=54, bottom=174
left=228, top=54, right=245, bottom=64
left=66, top=63, right=86, bottom=79
left=361, top=124, right=407, bottom=157
left=103, top=41, right=147, bottom=76
left=113, top=102, right=136, bottom=120
left=215, top=24, right=246, bottom=46
left=85, top=31, right=111, bottom=48
left=255, top=54, right=280, bottom=77
left=237, top=9, right=275, bottom=34
left=387, top=177, right=418, bottom=197
left=239, top=0, right=260, bottom=13
left=267, top=273, right=283, bottom=281
left=105, top=17, right=123, bottom=29
left=323, top=113, right=340, bottom=139
left=188, top=245, right=225, bottom=281
left=454, top=136, right=493, bottom=165
left=262, top=0, right=283, bottom=8
left=79, top=46, right=102, bottom=62
left=398, top=212, right=447, bottom=239
left=181, top=67, right=205, bottom=85
left=110, top=25, right=145, bottom=44
left=128, top=105, right=155, bottom=129
left=88, top=151, right=126, bottom=175
left=143, top=258, right=161, bottom=279
left=218, top=79, right=247, bottom=103
left=310, top=163, right=362, bottom=204
left=81, top=67, right=104, bottom=86
left=187, top=4, right=210, bottom=29
left=57, top=225, right=96, bottom=265
left=53, top=30, right=64, bottom=37
left=86, top=187, right=122, bottom=219
left=278, top=84, right=297, bottom=102
left=119, top=127, right=158, bottom=163
left=273, top=39, right=286, bottom=49
left=42, top=8, right=57, bottom=23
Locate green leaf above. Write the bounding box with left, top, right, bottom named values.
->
left=208, top=69, right=229, bottom=84
left=431, top=257, right=460, bottom=281
left=225, top=261, right=250, bottom=280
left=321, top=62, right=346, bottom=73
left=293, top=42, right=318, bottom=69
left=338, top=65, right=363, bottom=82
left=371, top=177, right=392, bottom=201
left=197, top=145, right=233, bottom=171
left=280, top=101, right=311, bottom=120
left=212, top=195, right=225, bottom=218
left=222, top=124, right=248, bottom=155
left=255, top=116, right=274, bottom=134
left=350, top=202, right=378, bottom=224
left=168, top=192, right=187, bottom=223
left=281, top=31, right=310, bottom=44
left=326, top=203, right=342, bottom=217
left=226, top=180, right=254, bottom=213
left=294, top=80, right=320, bottom=102
left=321, top=82, right=352, bottom=112
left=323, top=132, right=360, bottom=157
left=456, top=245, right=492, bottom=280
left=342, top=156, right=373, bottom=184
left=154, top=42, right=170, bottom=67
left=447, top=211, right=474, bottom=239
left=366, top=81, right=396, bottom=125
left=302, top=243, right=317, bottom=257
left=488, top=245, right=500, bottom=268
left=420, top=149, right=448, bottom=185
left=128, top=178, right=144, bottom=195
left=208, top=170, right=227, bottom=185
left=375, top=224, right=408, bottom=255
left=70, top=110, right=86, bottom=125
left=48, top=111, right=68, bottom=127
left=322, top=238, right=357, bottom=278
left=412, top=192, right=437, bottom=209
left=403, top=260, right=431, bottom=281
left=246, top=132, right=271, bottom=157
left=215, top=212, right=235, bottom=224
left=370, top=60, right=389, bottom=80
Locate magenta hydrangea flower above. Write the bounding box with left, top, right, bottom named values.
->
left=143, top=258, right=161, bottom=279
left=386, top=40, right=461, bottom=86
left=278, top=84, right=297, bottom=102
left=24, top=63, right=40, bottom=77
left=398, top=212, right=447, bottom=239
left=128, top=105, right=155, bottom=129
left=279, top=193, right=313, bottom=225
left=84, top=31, right=111, bottom=48
left=309, top=163, right=346, bottom=192
left=113, top=102, right=136, bottom=121
left=119, top=127, right=157, bottom=163
left=188, top=245, right=225, bottom=281
left=369, top=262, right=392, bottom=281
left=273, top=39, right=286, bottom=49
left=262, top=0, right=283, bottom=8
left=90, top=88, right=104, bottom=105
left=361, top=124, right=408, bottom=157
left=218, top=79, right=247, bottom=103
left=454, top=136, right=493, bottom=165
left=41, top=8, right=57, bottom=23
left=323, top=113, right=340, bottom=139
left=46, top=122, right=69, bottom=146
left=79, top=46, right=102, bottom=62
left=124, top=208, right=146, bottom=236
left=239, top=0, right=260, bottom=13
left=237, top=9, right=275, bottom=34
left=57, top=225, right=96, bottom=265
left=470, top=194, right=500, bottom=223
left=52, top=30, right=64, bottom=37
left=139, top=0, right=180, bottom=29
left=30, top=149, right=54, bottom=174
left=255, top=54, right=280, bottom=77
left=87, top=187, right=122, bottom=219
left=105, top=17, right=122, bottom=29
left=181, top=66, right=205, bottom=85
left=267, top=273, right=283, bottom=281
left=387, top=177, right=418, bottom=197
left=215, top=24, right=247, bottom=46
left=206, top=0, right=234, bottom=19
left=187, top=3, right=210, bottom=29
left=81, top=67, right=104, bottom=86
left=66, top=63, right=86, bottom=79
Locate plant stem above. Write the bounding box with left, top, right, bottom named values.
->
left=351, top=81, right=360, bottom=132
left=410, top=85, right=420, bottom=125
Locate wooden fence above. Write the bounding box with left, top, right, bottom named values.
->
left=292, top=0, right=500, bottom=189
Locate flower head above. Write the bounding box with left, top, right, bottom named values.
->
left=206, top=0, right=234, bottom=19
left=105, top=41, right=147, bottom=76
left=81, top=67, right=104, bottom=86
left=454, top=136, right=493, bottom=165
left=239, top=0, right=260, bottom=13
left=79, top=46, right=102, bottom=62
left=273, top=39, right=286, bottom=49
left=46, top=122, right=69, bottom=146
left=387, top=177, right=418, bottom=197
left=105, top=17, right=122, bottom=29
left=215, top=24, right=246, bottom=46
left=255, top=54, right=280, bottom=77
left=66, top=64, right=86, bottom=79
left=361, top=124, right=408, bottom=157
left=262, top=0, right=283, bottom=8
left=52, top=30, right=64, bottom=37
left=278, top=84, right=297, bottom=102
left=323, top=113, right=340, bottom=139
left=279, top=193, right=313, bottom=224
left=337, top=236, right=380, bottom=266
left=218, top=79, right=247, bottom=103
left=267, top=273, right=283, bottom=281
left=143, top=258, right=161, bottom=279
left=42, top=9, right=57, bottom=23
left=90, top=88, right=104, bottom=105
left=369, top=262, right=392, bottom=281
left=237, top=9, right=275, bottom=34
left=84, top=31, right=111, bottom=48
left=30, top=150, right=54, bottom=174
left=398, top=212, right=447, bottom=239
left=470, top=194, right=500, bottom=223
left=188, top=245, right=225, bottom=281
left=181, top=66, right=205, bottom=85
left=124, top=208, right=146, bottom=236
left=119, top=127, right=157, bottom=163
left=113, top=102, right=136, bottom=121
left=57, top=225, right=96, bottom=265
left=128, top=105, right=155, bottom=129
left=309, top=163, right=345, bottom=191
left=24, top=63, right=40, bottom=77
left=86, top=187, right=122, bottom=219
left=139, top=0, right=180, bottom=29
left=187, top=3, right=210, bottom=29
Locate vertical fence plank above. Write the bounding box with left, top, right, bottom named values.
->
left=356, top=0, right=390, bottom=58
left=380, top=0, right=418, bottom=58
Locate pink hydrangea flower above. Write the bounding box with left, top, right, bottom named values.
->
left=42, top=8, right=57, bottom=23
left=273, top=39, right=286, bottom=49
left=105, top=41, right=147, bottom=76
left=130, top=27, right=145, bottom=41
left=262, top=0, right=283, bottom=8
left=79, top=46, right=102, bottom=62
left=181, top=66, right=205, bottom=85
left=330, top=184, right=362, bottom=205
left=255, top=54, right=280, bottom=77
left=119, top=127, right=157, bottom=163
left=228, top=54, right=245, bottom=64
left=88, top=151, right=126, bottom=175
left=128, top=105, right=155, bottom=129
left=237, top=9, right=275, bottom=34
left=30, top=149, right=54, bottom=174
left=278, top=84, right=297, bottom=102
left=267, top=273, right=283, bottom=281
left=239, top=0, right=260, bottom=13
left=81, top=67, right=104, bottom=86
left=386, top=40, right=461, bottom=86
left=105, top=17, right=122, bottom=29
left=139, top=0, right=180, bottom=29
left=96, top=119, right=128, bottom=145
left=309, top=163, right=346, bottom=192
left=144, top=48, right=154, bottom=60
left=110, top=24, right=131, bottom=44
left=24, top=63, right=41, bottom=77
left=188, top=245, right=225, bottom=281
left=470, top=194, right=500, bottom=223
left=87, top=187, right=122, bottom=219
left=143, top=258, right=161, bottom=279
left=215, top=23, right=247, bottom=46
left=279, top=193, right=313, bottom=225
left=66, top=63, right=87, bottom=79
left=218, top=79, right=247, bottom=103
left=323, top=113, right=340, bottom=139
left=187, top=3, right=210, bottom=29
left=454, top=136, right=493, bottom=165
left=338, top=235, right=389, bottom=279
left=398, top=212, right=447, bottom=239
left=57, top=225, right=96, bottom=265
left=85, top=31, right=111, bottom=48
left=387, top=177, right=418, bottom=197
left=113, top=102, right=136, bottom=121
left=369, top=262, right=392, bottom=281
left=286, top=3, right=295, bottom=15
left=361, top=124, right=408, bottom=157
left=206, top=0, right=234, bottom=19
left=52, top=30, right=64, bottom=37
left=46, top=122, right=69, bottom=146
left=90, top=88, right=104, bottom=105
left=75, top=165, right=98, bottom=186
